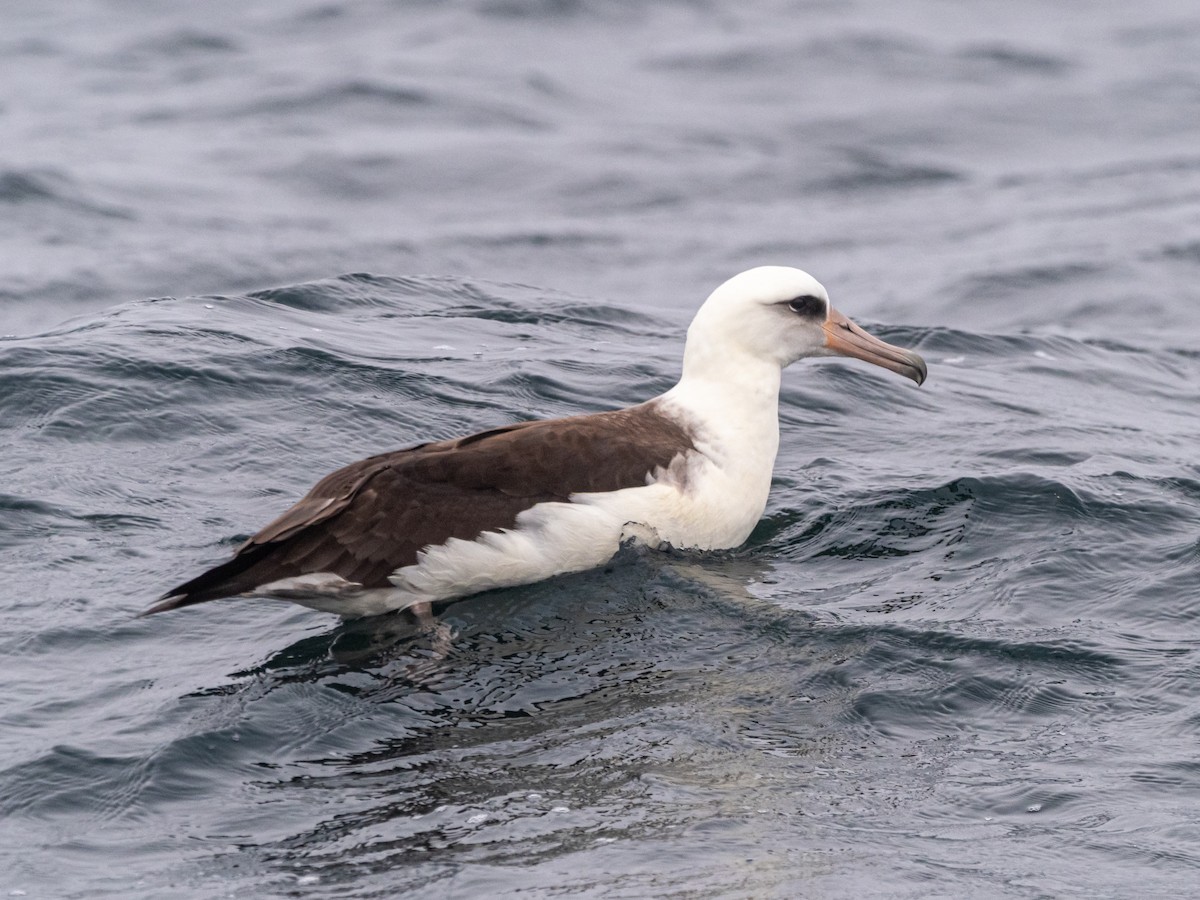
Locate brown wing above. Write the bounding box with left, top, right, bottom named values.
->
left=146, top=401, right=694, bottom=613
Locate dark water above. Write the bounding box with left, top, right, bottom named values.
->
left=3, top=1, right=1200, bottom=897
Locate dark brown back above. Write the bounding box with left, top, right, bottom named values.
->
left=149, top=401, right=694, bottom=612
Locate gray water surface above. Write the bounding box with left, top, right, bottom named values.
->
left=3, top=2, right=1200, bottom=898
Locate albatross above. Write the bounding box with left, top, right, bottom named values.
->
left=147, top=266, right=926, bottom=620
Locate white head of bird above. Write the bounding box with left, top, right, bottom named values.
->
left=678, top=265, right=927, bottom=387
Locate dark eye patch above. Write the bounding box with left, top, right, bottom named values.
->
left=786, top=295, right=825, bottom=318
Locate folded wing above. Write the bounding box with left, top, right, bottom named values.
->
left=147, top=402, right=693, bottom=613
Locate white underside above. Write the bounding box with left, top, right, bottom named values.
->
left=261, top=490, right=675, bottom=618
left=257, top=472, right=767, bottom=618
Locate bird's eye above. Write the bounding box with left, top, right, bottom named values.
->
left=787, top=295, right=825, bottom=318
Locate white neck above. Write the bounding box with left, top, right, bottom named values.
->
left=641, top=338, right=782, bottom=549
left=661, top=334, right=783, bottom=476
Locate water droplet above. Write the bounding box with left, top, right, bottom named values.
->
left=1026, top=803, right=1042, bottom=813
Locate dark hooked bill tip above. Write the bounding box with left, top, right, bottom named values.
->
left=823, top=309, right=928, bottom=386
